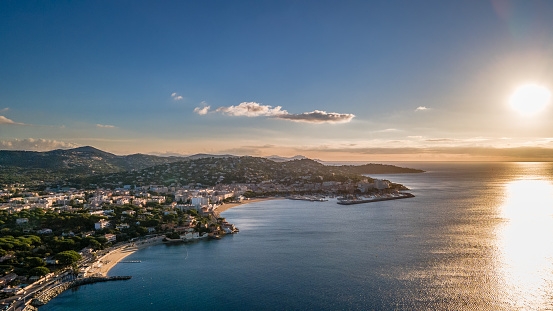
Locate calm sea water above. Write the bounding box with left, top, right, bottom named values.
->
left=41, top=162, right=553, bottom=310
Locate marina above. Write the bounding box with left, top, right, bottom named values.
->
left=288, top=195, right=328, bottom=202
left=337, top=192, right=415, bottom=205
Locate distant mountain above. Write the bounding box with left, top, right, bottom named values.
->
left=0, top=146, right=184, bottom=185
left=338, top=163, right=425, bottom=174
left=0, top=146, right=184, bottom=172
left=49, top=146, right=115, bottom=157
left=266, top=155, right=309, bottom=162
left=0, top=146, right=424, bottom=187
left=183, top=153, right=236, bottom=160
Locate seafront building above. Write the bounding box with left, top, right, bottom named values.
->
left=0, top=178, right=393, bottom=214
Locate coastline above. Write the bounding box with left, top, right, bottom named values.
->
left=87, top=236, right=165, bottom=277
left=215, top=197, right=283, bottom=213
left=92, top=197, right=281, bottom=277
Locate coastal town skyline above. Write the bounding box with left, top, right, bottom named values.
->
left=2, top=1, right=553, bottom=161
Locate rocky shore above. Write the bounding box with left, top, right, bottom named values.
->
left=30, top=276, right=131, bottom=307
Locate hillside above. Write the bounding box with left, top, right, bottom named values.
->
left=76, top=157, right=365, bottom=187
left=0, top=147, right=424, bottom=187
left=339, top=163, right=424, bottom=174
left=0, top=146, right=184, bottom=184
left=74, top=157, right=424, bottom=188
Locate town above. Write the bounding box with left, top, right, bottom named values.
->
left=0, top=173, right=404, bottom=310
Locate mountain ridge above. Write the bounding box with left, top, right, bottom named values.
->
left=0, top=146, right=424, bottom=186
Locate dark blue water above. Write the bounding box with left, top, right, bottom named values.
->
left=41, top=162, right=553, bottom=310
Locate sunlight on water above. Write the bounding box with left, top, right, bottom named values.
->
left=498, top=178, right=553, bottom=309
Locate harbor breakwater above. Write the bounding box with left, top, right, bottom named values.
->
left=30, top=276, right=131, bottom=307
left=337, top=193, right=415, bottom=205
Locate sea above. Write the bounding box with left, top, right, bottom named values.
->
left=40, top=162, right=553, bottom=310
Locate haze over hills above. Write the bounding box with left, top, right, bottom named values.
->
left=266, top=155, right=310, bottom=162
left=0, top=146, right=424, bottom=187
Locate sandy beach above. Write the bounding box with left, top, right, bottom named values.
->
left=215, top=197, right=283, bottom=213
left=87, top=236, right=165, bottom=277
left=88, top=197, right=281, bottom=277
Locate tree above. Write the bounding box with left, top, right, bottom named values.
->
left=55, top=250, right=81, bottom=265
left=25, top=257, right=45, bottom=268
left=136, top=226, right=148, bottom=236
left=88, top=239, right=101, bottom=250
left=29, top=266, right=50, bottom=276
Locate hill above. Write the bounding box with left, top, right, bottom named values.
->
left=0, top=147, right=423, bottom=187
left=74, top=157, right=424, bottom=188
left=0, top=146, right=183, bottom=184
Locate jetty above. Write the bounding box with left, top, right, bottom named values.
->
left=337, top=193, right=415, bottom=205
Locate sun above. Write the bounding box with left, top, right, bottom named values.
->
left=509, top=84, right=551, bottom=116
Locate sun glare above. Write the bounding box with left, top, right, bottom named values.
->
left=497, top=178, right=553, bottom=307
left=509, top=84, right=551, bottom=116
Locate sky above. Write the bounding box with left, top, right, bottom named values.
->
left=1, top=0, right=553, bottom=161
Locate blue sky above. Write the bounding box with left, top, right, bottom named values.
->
left=2, top=0, right=553, bottom=160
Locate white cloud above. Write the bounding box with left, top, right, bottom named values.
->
left=199, top=102, right=355, bottom=124
left=275, top=110, right=355, bottom=124
left=171, top=92, right=183, bottom=101
left=96, top=124, right=117, bottom=128
left=416, top=106, right=429, bottom=111
left=194, top=105, right=211, bottom=115
left=0, top=116, right=25, bottom=125
left=0, top=108, right=9, bottom=113
left=0, top=138, right=78, bottom=151
left=215, top=102, right=287, bottom=117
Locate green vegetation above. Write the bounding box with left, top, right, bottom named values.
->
left=29, top=266, right=50, bottom=276
left=0, top=201, right=216, bottom=279
left=0, top=146, right=183, bottom=186
left=55, top=251, right=81, bottom=265
left=78, top=157, right=379, bottom=188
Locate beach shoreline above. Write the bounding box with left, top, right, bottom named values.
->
left=215, top=197, right=283, bottom=213
left=87, top=236, right=165, bottom=277
left=91, top=197, right=281, bottom=277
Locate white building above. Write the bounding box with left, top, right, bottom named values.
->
left=190, top=196, right=209, bottom=207
left=375, top=179, right=390, bottom=190
left=95, top=219, right=110, bottom=230
left=104, top=234, right=117, bottom=242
